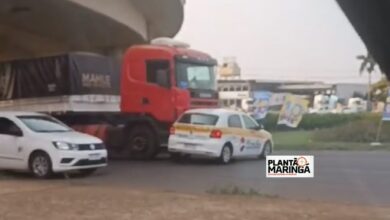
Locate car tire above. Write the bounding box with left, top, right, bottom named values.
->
left=218, top=144, right=232, bottom=164
left=77, top=168, right=97, bottom=177
left=259, top=141, right=272, bottom=159
left=29, top=151, right=53, bottom=179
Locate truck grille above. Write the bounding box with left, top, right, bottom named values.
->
left=78, top=143, right=105, bottom=151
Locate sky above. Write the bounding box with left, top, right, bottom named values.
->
left=176, top=0, right=381, bottom=84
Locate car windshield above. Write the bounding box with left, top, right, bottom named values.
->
left=17, top=115, right=72, bottom=133
left=178, top=113, right=218, bottom=125
left=176, top=61, right=216, bottom=90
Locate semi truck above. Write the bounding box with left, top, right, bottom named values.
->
left=0, top=38, right=219, bottom=159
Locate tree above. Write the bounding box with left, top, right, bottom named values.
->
left=370, top=76, right=389, bottom=102
left=356, top=53, right=377, bottom=111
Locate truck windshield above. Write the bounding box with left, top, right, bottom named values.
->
left=18, top=116, right=72, bottom=133
left=176, top=62, right=216, bottom=90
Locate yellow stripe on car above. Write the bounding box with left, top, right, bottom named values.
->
left=173, top=123, right=262, bottom=138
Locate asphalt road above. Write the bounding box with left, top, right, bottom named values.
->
left=75, top=151, right=390, bottom=206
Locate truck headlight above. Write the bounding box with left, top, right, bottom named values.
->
left=53, top=142, right=78, bottom=151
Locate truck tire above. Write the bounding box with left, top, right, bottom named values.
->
left=126, top=125, right=158, bottom=160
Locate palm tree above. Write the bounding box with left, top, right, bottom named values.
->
left=371, top=76, right=389, bottom=102
left=357, top=53, right=377, bottom=111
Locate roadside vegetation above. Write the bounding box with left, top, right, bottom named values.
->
left=262, top=112, right=364, bottom=131
left=206, top=185, right=278, bottom=198
left=312, top=114, right=390, bottom=142
left=274, top=130, right=390, bottom=151
left=270, top=113, right=390, bottom=151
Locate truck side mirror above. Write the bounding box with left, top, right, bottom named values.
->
left=156, top=69, right=171, bottom=89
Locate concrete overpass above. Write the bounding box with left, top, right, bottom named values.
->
left=0, top=0, right=185, bottom=61
left=337, top=0, right=390, bottom=79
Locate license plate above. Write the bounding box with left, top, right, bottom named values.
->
left=184, top=143, right=197, bottom=149
left=89, top=153, right=101, bottom=161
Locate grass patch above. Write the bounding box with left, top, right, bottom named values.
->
left=206, top=185, right=278, bottom=198
left=262, top=112, right=364, bottom=131
left=311, top=117, right=390, bottom=142
left=273, top=130, right=313, bottom=150
left=273, top=130, right=390, bottom=151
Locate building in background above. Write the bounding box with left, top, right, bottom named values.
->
left=217, top=57, right=241, bottom=80
left=333, top=83, right=368, bottom=104
left=216, top=56, right=370, bottom=111
left=218, top=79, right=323, bottom=109
left=217, top=80, right=250, bottom=108
left=217, top=78, right=368, bottom=112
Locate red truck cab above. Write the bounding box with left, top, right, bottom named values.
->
left=121, top=39, right=218, bottom=124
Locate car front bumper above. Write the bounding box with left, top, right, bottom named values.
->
left=52, top=150, right=108, bottom=172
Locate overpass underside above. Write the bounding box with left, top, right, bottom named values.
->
left=337, top=0, right=390, bottom=79
left=0, top=0, right=184, bottom=61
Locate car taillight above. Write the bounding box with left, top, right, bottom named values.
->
left=170, top=126, right=175, bottom=135
left=210, top=129, right=222, bottom=139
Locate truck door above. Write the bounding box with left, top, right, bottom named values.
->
left=144, top=60, right=175, bottom=122
left=0, top=118, right=24, bottom=169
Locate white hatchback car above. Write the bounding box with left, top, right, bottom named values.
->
left=0, top=112, right=107, bottom=178
left=168, top=108, right=273, bottom=164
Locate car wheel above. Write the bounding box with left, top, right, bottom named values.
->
left=77, top=168, right=97, bottom=177
left=259, top=141, right=272, bottom=159
left=218, top=145, right=232, bottom=164
left=29, top=152, right=53, bottom=179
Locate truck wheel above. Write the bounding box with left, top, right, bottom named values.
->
left=126, top=126, right=158, bottom=160
left=29, top=151, right=53, bottom=179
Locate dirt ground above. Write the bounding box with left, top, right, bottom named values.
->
left=0, top=181, right=389, bottom=220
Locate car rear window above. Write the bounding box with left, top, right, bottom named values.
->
left=178, top=113, right=218, bottom=126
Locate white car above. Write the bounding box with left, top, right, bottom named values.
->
left=0, top=112, right=107, bottom=178
left=168, top=108, right=273, bottom=164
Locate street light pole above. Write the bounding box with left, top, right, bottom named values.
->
left=367, top=71, right=372, bottom=111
